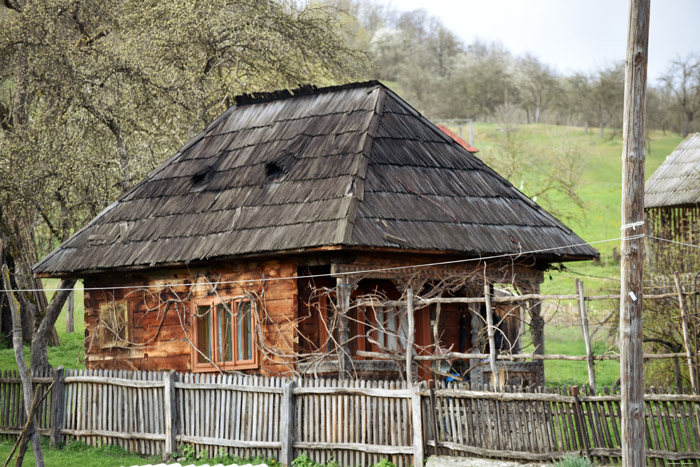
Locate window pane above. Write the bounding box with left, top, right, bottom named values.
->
left=217, top=303, right=233, bottom=362
left=237, top=301, right=253, bottom=361
left=197, top=305, right=212, bottom=364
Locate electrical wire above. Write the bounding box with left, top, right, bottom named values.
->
left=647, top=235, right=700, bottom=250
left=1, top=233, right=647, bottom=293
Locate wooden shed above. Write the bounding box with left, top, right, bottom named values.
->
left=645, top=133, right=700, bottom=273
left=34, top=81, right=597, bottom=381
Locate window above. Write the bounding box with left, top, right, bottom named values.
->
left=192, top=297, right=257, bottom=371
left=98, top=301, right=130, bottom=349
left=366, top=305, right=408, bottom=352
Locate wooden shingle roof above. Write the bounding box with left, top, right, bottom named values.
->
left=645, top=133, right=700, bottom=208
left=34, top=81, right=597, bottom=276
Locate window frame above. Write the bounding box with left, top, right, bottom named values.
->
left=98, top=300, right=130, bottom=349
left=191, top=296, right=258, bottom=372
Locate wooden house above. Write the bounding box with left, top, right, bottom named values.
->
left=645, top=133, right=700, bottom=273
left=34, top=81, right=597, bottom=381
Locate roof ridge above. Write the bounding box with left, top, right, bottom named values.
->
left=234, top=80, right=383, bottom=106
left=335, top=85, right=385, bottom=244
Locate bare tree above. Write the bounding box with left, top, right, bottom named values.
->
left=659, top=53, right=700, bottom=137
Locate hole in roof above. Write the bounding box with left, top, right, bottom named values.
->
left=265, top=161, right=286, bottom=179
left=191, top=166, right=214, bottom=189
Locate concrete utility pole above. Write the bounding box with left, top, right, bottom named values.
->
left=619, top=0, right=650, bottom=465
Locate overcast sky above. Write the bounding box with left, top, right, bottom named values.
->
left=388, top=0, right=700, bottom=82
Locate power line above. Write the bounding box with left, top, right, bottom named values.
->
left=648, top=235, right=700, bottom=250
left=1, top=234, right=645, bottom=294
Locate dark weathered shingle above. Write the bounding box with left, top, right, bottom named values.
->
left=34, top=81, right=596, bottom=276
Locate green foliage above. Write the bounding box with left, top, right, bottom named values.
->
left=291, top=453, right=394, bottom=467
left=176, top=443, right=280, bottom=467
left=0, top=0, right=370, bottom=333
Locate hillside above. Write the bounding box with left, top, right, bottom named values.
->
left=450, top=123, right=684, bottom=295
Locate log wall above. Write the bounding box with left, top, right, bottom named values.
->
left=83, top=259, right=298, bottom=375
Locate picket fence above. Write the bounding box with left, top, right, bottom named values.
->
left=1, top=369, right=700, bottom=466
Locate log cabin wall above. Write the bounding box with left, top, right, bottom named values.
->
left=83, top=259, right=297, bottom=375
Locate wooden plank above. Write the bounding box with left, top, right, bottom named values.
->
left=280, top=380, right=295, bottom=465
left=293, top=386, right=412, bottom=398
left=293, top=441, right=413, bottom=455
left=50, top=367, right=65, bottom=446
left=433, top=389, right=576, bottom=403
left=61, top=428, right=166, bottom=441
left=163, top=370, right=177, bottom=458
left=63, top=376, right=165, bottom=388
left=411, top=384, right=424, bottom=466
left=427, top=440, right=579, bottom=461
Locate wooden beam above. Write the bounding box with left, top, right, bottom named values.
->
left=406, top=286, right=414, bottom=383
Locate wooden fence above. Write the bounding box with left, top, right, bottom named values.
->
left=427, top=382, right=700, bottom=466
left=1, top=369, right=699, bottom=466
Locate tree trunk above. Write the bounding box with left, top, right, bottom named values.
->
left=684, top=110, right=693, bottom=137
left=30, top=279, right=76, bottom=373
left=1, top=263, right=45, bottom=466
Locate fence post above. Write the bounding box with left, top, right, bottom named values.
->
left=571, top=386, right=591, bottom=459
left=280, top=380, right=296, bottom=466
left=428, top=380, right=439, bottom=457
left=163, top=370, right=177, bottom=461
left=50, top=366, right=65, bottom=446
left=412, top=383, right=424, bottom=466
left=576, top=280, right=596, bottom=393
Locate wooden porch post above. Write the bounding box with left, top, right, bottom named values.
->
left=519, top=275, right=545, bottom=355
left=336, top=276, right=352, bottom=379
left=406, top=286, right=415, bottom=383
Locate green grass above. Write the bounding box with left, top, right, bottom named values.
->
left=543, top=325, right=620, bottom=389
left=0, top=439, right=160, bottom=467
left=0, top=281, right=85, bottom=372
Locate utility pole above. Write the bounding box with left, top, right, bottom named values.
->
left=619, top=0, right=649, bottom=465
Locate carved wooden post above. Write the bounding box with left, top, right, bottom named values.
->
left=620, top=0, right=649, bottom=464
left=484, top=282, right=499, bottom=388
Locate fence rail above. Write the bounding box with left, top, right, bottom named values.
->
left=1, top=369, right=699, bottom=466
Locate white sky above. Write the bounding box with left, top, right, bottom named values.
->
left=388, top=0, right=700, bottom=82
